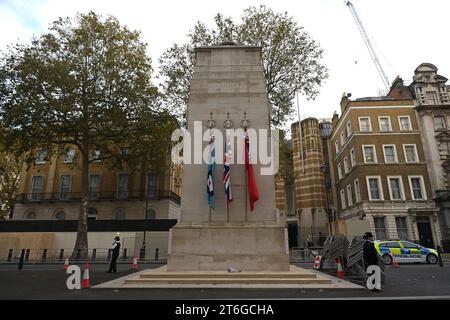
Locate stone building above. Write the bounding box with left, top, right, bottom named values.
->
left=329, top=92, right=442, bottom=248
left=291, top=118, right=329, bottom=247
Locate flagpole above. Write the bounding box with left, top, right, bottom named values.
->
left=245, top=164, right=248, bottom=224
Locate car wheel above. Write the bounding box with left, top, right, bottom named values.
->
left=426, top=253, right=438, bottom=264
left=382, top=254, right=392, bottom=265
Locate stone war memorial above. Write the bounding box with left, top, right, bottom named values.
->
left=96, top=43, right=354, bottom=288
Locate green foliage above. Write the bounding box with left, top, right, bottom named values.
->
left=0, top=152, right=22, bottom=220
left=158, top=5, right=328, bottom=126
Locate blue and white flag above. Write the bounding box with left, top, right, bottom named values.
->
left=206, top=134, right=215, bottom=209
left=223, top=131, right=232, bottom=209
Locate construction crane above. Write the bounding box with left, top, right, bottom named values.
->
left=345, top=1, right=390, bottom=92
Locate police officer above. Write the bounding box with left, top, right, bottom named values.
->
left=107, top=236, right=121, bottom=273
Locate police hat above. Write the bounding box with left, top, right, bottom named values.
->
left=364, top=232, right=374, bottom=238
left=114, top=236, right=120, bottom=241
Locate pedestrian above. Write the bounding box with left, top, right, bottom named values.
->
left=363, top=231, right=382, bottom=292
left=107, top=236, right=121, bottom=273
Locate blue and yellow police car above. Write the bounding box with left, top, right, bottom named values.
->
left=374, top=240, right=438, bottom=265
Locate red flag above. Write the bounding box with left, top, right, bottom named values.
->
left=244, top=130, right=259, bottom=211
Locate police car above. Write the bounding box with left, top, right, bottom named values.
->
left=374, top=240, right=438, bottom=265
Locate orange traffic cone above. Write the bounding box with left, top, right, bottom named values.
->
left=391, top=257, right=399, bottom=268
left=313, top=255, right=322, bottom=270
left=81, top=263, right=90, bottom=289
left=131, top=256, right=139, bottom=270
left=336, top=258, right=345, bottom=279
left=63, top=258, right=69, bottom=271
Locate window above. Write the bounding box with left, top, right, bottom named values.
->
left=146, top=209, right=156, bottom=220
left=354, top=179, right=361, bottom=203
left=340, top=132, right=345, bottom=146
left=30, top=176, right=43, bottom=201
left=400, top=241, right=419, bottom=249
left=383, top=241, right=401, bottom=248
left=398, top=116, right=411, bottom=131
left=388, top=176, right=404, bottom=200
left=363, top=145, right=377, bottom=163
left=64, top=149, right=75, bottom=163
left=374, top=217, right=387, bottom=240
left=115, top=210, right=125, bottom=220
left=403, top=145, right=418, bottom=163
left=426, top=91, right=438, bottom=104
left=121, top=148, right=131, bottom=157
left=359, top=117, right=372, bottom=132
left=338, top=163, right=342, bottom=179
left=92, top=150, right=101, bottom=162
left=88, top=208, right=98, bottom=220
left=396, top=218, right=408, bottom=240
left=55, top=211, right=66, bottom=220
left=346, top=121, right=352, bottom=138
left=350, top=148, right=356, bottom=167
left=409, top=176, right=427, bottom=200
left=440, top=142, right=450, bottom=158
left=117, top=173, right=129, bottom=199
left=59, top=175, right=71, bottom=200
left=340, top=189, right=346, bottom=209
left=147, top=172, right=157, bottom=197
left=367, top=176, right=383, bottom=200
left=35, top=150, right=48, bottom=164
left=378, top=116, right=392, bottom=132
left=344, top=157, right=349, bottom=173
left=88, top=174, right=101, bottom=198
left=335, top=141, right=339, bottom=154
left=346, top=185, right=353, bottom=206
left=383, top=145, right=398, bottom=163
left=434, top=116, right=446, bottom=131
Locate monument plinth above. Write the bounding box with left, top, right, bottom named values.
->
left=166, top=44, right=289, bottom=271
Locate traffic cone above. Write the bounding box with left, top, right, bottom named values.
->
left=313, top=255, right=322, bottom=269
left=336, top=258, right=345, bottom=279
left=391, top=257, right=399, bottom=268
left=63, top=258, right=69, bottom=271
left=131, top=256, right=139, bottom=270
left=81, top=263, right=90, bottom=289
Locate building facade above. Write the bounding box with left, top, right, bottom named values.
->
left=411, top=63, right=450, bottom=250
left=330, top=94, right=442, bottom=248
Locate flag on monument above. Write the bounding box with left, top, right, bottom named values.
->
left=223, top=131, right=233, bottom=209
left=206, top=134, right=216, bottom=209
left=244, top=130, right=259, bottom=211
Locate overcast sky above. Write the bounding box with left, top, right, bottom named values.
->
left=1, top=0, right=449, bottom=126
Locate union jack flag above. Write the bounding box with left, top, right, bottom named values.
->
left=223, top=132, right=232, bottom=209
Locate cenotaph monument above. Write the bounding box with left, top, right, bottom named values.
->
left=166, top=43, right=289, bottom=271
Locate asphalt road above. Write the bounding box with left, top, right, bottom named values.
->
left=0, top=262, right=449, bottom=300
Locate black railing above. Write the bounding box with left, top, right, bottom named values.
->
left=15, top=190, right=181, bottom=205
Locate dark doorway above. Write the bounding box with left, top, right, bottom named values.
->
left=416, top=216, right=434, bottom=248
left=287, top=222, right=299, bottom=248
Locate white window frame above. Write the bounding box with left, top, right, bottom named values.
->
left=337, top=163, right=342, bottom=180
left=350, top=148, right=356, bottom=167
left=359, top=117, right=372, bottom=132
left=340, top=131, right=345, bottom=146
left=398, top=116, right=412, bottom=131
left=433, top=115, right=446, bottom=131
left=403, top=144, right=419, bottom=163
left=35, top=150, right=48, bottom=164
left=408, top=175, right=427, bottom=200
left=58, top=174, right=72, bottom=199
left=362, top=145, right=377, bottom=164
left=354, top=179, right=361, bottom=203
left=346, top=184, right=353, bottom=207
left=340, top=189, right=346, bottom=209
left=344, top=156, right=349, bottom=174
left=387, top=176, right=405, bottom=201
left=29, top=175, right=44, bottom=200
left=92, top=150, right=102, bottom=162
left=346, top=121, right=352, bottom=138
left=378, top=116, right=392, bottom=132
left=63, top=149, right=76, bottom=163
left=382, top=144, right=398, bottom=164
left=366, top=176, right=384, bottom=201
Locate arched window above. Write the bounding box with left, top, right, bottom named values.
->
left=146, top=209, right=156, bottom=220
left=88, top=208, right=98, bottom=220
left=26, top=212, right=36, bottom=220
left=115, top=210, right=125, bottom=220
left=55, top=211, right=66, bottom=220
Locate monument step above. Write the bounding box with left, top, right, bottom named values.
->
left=139, top=272, right=317, bottom=279
left=125, top=277, right=332, bottom=285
